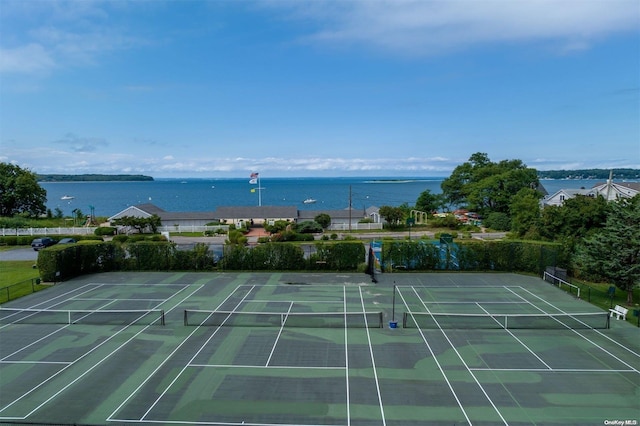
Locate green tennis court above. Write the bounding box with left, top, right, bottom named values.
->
left=0, top=272, right=638, bottom=425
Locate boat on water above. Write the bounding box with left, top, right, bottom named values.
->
left=303, top=198, right=317, bottom=204
left=61, top=195, right=75, bottom=200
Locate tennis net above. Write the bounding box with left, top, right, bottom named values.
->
left=0, top=307, right=165, bottom=326
left=403, top=311, right=609, bottom=330
left=184, top=310, right=384, bottom=328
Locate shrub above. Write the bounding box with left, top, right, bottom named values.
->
left=94, top=226, right=116, bottom=236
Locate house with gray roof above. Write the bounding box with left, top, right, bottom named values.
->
left=108, top=203, right=382, bottom=230
left=540, top=180, right=640, bottom=208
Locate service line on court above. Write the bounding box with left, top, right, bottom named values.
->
left=265, top=301, right=294, bottom=367
left=138, top=285, right=258, bottom=421
left=343, top=286, right=351, bottom=426
left=396, top=288, right=472, bottom=425
left=411, top=286, right=509, bottom=425
left=475, top=301, right=552, bottom=370
left=358, top=286, right=386, bottom=426
left=1, top=294, right=185, bottom=419
left=0, top=282, right=197, bottom=420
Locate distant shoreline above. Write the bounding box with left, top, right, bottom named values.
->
left=37, top=174, right=154, bottom=182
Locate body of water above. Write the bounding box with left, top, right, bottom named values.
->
left=41, top=177, right=607, bottom=218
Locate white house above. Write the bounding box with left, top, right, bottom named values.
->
left=541, top=180, right=639, bottom=208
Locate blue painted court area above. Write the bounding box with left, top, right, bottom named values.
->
left=0, top=271, right=638, bottom=426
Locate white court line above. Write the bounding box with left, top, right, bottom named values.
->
left=358, top=286, right=385, bottom=426
left=507, top=287, right=640, bottom=374
left=73, top=298, right=167, bottom=302
left=0, top=284, right=104, bottom=330
left=344, top=286, right=350, bottom=426
left=475, top=301, right=552, bottom=370
left=471, top=367, right=637, bottom=373
left=109, top=418, right=345, bottom=426
left=396, top=288, right=472, bottom=425
left=0, top=361, right=71, bottom=365
left=139, top=286, right=258, bottom=421
left=265, top=301, right=293, bottom=367
left=422, top=301, right=530, bottom=304
left=0, top=282, right=199, bottom=419
left=106, top=284, right=209, bottom=422
left=245, top=299, right=343, bottom=304
left=190, top=364, right=344, bottom=370
left=0, top=299, right=167, bottom=417
left=412, top=287, right=509, bottom=425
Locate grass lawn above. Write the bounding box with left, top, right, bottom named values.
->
left=0, top=260, right=45, bottom=303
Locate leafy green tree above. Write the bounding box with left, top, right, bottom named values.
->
left=112, top=214, right=161, bottom=234
left=296, top=220, right=323, bottom=233
left=0, top=162, right=47, bottom=217
left=509, top=188, right=543, bottom=237
left=379, top=205, right=404, bottom=227
left=483, top=212, right=511, bottom=231
left=573, top=195, right=640, bottom=303
left=314, top=213, right=331, bottom=229
left=441, top=152, right=539, bottom=216
left=539, top=195, right=609, bottom=241
left=415, top=189, right=446, bottom=213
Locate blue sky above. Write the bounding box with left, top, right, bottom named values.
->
left=1, top=0, right=638, bottom=178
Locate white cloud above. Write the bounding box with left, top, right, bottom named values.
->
left=274, top=0, right=639, bottom=55
left=53, top=133, right=109, bottom=153
left=0, top=43, right=55, bottom=73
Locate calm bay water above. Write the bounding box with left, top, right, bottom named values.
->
left=41, top=177, right=602, bottom=218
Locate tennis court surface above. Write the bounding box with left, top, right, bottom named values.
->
left=0, top=272, right=638, bottom=426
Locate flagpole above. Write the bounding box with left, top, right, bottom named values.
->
left=258, top=174, right=262, bottom=206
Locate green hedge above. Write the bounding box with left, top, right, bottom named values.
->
left=379, top=240, right=566, bottom=274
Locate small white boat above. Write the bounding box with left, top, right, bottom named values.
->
left=61, top=195, right=75, bottom=200
left=303, top=198, right=317, bottom=204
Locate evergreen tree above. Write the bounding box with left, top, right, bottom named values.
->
left=573, top=195, right=640, bottom=304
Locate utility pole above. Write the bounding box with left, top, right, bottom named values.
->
left=349, top=185, right=352, bottom=233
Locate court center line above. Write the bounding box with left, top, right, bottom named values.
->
left=396, top=288, right=472, bottom=425
left=412, top=287, right=509, bottom=426
left=106, top=284, right=211, bottom=422
left=10, top=283, right=193, bottom=419
left=475, top=301, right=552, bottom=370
left=344, top=286, right=350, bottom=426
left=139, top=286, right=257, bottom=421
left=264, top=301, right=293, bottom=367
left=358, top=286, right=385, bottom=426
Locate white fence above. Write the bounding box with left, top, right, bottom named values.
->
left=327, top=223, right=383, bottom=231
left=2, top=227, right=99, bottom=236
left=1, top=225, right=230, bottom=237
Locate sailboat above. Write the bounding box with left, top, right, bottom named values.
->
left=303, top=198, right=317, bottom=204
left=61, top=195, right=75, bottom=200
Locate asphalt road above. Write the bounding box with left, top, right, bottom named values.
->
left=0, top=247, right=38, bottom=261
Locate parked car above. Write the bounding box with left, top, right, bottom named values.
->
left=31, top=237, right=56, bottom=251
left=58, top=238, right=77, bottom=244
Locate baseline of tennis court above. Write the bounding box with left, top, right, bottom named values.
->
left=0, top=271, right=638, bottom=426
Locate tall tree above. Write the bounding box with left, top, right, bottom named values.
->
left=441, top=153, right=539, bottom=216
left=0, top=162, right=47, bottom=217
left=509, top=188, right=543, bottom=237
left=415, top=189, right=446, bottom=213
left=573, top=195, right=640, bottom=304
left=379, top=205, right=404, bottom=227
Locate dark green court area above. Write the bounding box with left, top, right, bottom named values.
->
left=0, top=272, right=638, bottom=425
